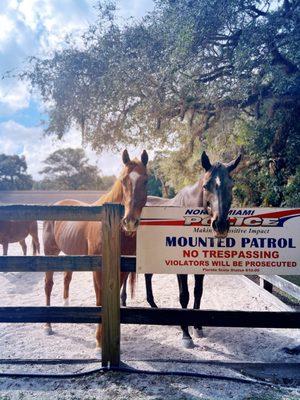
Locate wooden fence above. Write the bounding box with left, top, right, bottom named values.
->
left=0, top=203, right=299, bottom=367
left=259, top=275, right=300, bottom=301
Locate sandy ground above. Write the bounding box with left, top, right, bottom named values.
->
left=0, top=222, right=299, bottom=400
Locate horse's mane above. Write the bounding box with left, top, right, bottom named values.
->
left=93, top=158, right=145, bottom=206
left=94, top=179, right=123, bottom=205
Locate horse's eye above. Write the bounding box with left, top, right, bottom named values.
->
left=203, top=184, right=209, bottom=191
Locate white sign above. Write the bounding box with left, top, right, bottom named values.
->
left=136, top=207, right=300, bottom=275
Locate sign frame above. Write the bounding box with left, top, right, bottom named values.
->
left=137, top=207, right=300, bottom=275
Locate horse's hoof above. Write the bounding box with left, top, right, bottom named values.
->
left=44, top=326, right=54, bottom=335
left=182, top=338, right=195, bottom=349
left=194, top=328, right=204, bottom=338
left=63, top=298, right=70, bottom=306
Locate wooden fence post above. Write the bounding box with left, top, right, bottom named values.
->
left=101, top=203, right=122, bottom=367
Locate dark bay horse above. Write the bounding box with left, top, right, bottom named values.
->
left=43, top=149, right=148, bottom=348
left=0, top=221, right=40, bottom=255
left=121, top=151, right=242, bottom=348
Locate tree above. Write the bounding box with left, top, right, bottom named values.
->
left=24, top=0, right=299, bottom=148
left=147, top=170, right=163, bottom=197
left=0, top=154, right=33, bottom=190
left=38, top=148, right=104, bottom=190
left=22, top=0, right=300, bottom=205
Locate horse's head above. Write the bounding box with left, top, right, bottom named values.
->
left=120, top=149, right=149, bottom=232
left=201, top=151, right=242, bottom=238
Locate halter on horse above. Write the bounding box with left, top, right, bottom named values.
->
left=43, top=149, right=149, bottom=348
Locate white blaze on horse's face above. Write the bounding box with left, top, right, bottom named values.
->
left=203, top=168, right=233, bottom=238
left=121, top=158, right=148, bottom=233
left=123, top=171, right=144, bottom=232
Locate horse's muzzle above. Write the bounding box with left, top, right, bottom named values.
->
left=121, top=217, right=140, bottom=232
left=211, top=218, right=230, bottom=238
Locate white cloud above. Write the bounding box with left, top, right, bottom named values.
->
left=0, top=120, right=151, bottom=180
left=0, top=0, right=155, bottom=171
left=0, top=14, right=15, bottom=48
left=0, top=0, right=96, bottom=113
left=118, top=0, right=154, bottom=20
left=0, top=80, right=30, bottom=113
left=0, top=0, right=154, bottom=113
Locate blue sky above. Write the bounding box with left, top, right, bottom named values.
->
left=0, top=0, right=154, bottom=179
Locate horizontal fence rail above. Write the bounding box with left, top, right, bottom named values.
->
left=0, top=256, right=136, bottom=273
left=0, top=190, right=106, bottom=205
left=0, top=204, right=104, bottom=221
left=1, top=203, right=299, bottom=367
left=259, top=275, right=300, bottom=301
left=0, top=307, right=299, bottom=328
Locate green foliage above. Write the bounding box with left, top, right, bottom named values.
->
left=282, top=166, right=300, bottom=207
left=232, top=104, right=300, bottom=206
left=154, top=139, right=202, bottom=192
left=0, top=154, right=33, bottom=190
left=24, top=0, right=300, bottom=150
left=21, top=0, right=300, bottom=205
left=38, top=148, right=104, bottom=190
left=147, top=169, right=163, bottom=197
left=148, top=156, right=178, bottom=197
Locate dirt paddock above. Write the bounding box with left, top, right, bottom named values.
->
left=0, top=223, right=299, bottom=399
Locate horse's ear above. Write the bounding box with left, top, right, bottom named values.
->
left=226, top=154, right=242, bottom=173
left=122, top=149, right=130, bottom=165
left=141, top=150, right=148, bottom=166
left=201, top=151, right=211, bottom=172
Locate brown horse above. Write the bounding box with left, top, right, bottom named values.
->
left=121, top=151, right=242, bottom=348
left=0, top=221, right=40, bottom=256
left=43, top=149, right=149, bottom=348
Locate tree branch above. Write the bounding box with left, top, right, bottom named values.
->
left=247, top=5, right=268, bottom=17
left=195, top=65, right=234, bottom=83
left=270, top=45, right=299, bottom=74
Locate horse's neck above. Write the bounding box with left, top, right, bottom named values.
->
left=93, top=180, right=123, bottom=205
left=176, top=180, right=203, bottom=207
left=148, top=179, right=203, bottom=207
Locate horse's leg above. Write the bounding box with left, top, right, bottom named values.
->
left=145, top=273, right=158, bottom=308
left=43, top=220, right=60, bottom=334
left=120, top=272, right=129, bottom=288
left=177, top=274, right=194, bottom=348
left=44, top=271, right=54, bottom=335
left=63, top=271, right=73, bottom=306
left=30, top=222, right=40, bottom=255
left=120, top=273, right=128, bottom=306
left=193, top=274, right=204, bottom=338
left=93, top=270, right=102, bottom=351
left=19, top=239, right=27, bottom=255
left=3, top=242, right=8, bottom=256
